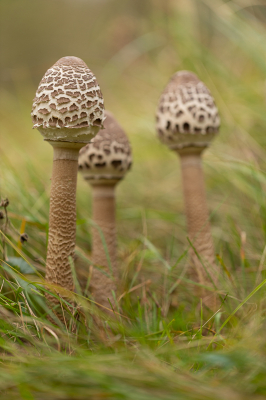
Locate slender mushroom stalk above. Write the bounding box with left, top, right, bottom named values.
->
left=78, top=111, right=132, bottom=310
left=156, top=71, right=220, bottom=308
left=31, top=56, right=104, bottom=318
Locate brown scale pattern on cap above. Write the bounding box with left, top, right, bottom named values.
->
left=156, top=71, right=220, bottom=150
left=78, top=111, right=132, bottom=182
left=31, top=56, right=104, bottom=129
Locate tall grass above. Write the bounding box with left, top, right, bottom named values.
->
left=1, top=0, right=266, bottom=398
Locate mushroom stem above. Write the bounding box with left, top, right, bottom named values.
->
left=177, top=147, right=217, bottom=307
left=90, top=183, right=117, bottom=311
left=45, top=141, right=84, bottom=314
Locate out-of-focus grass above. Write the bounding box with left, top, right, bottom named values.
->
left=1, top=0, right=266, bottom=398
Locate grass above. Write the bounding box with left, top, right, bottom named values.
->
left=1, top=0, right=266, bottom=398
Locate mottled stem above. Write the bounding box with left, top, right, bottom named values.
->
left=46, top=142, right=83, bottom=317
left=90, top=184, right=117, bottom=311
left=178, top=148, right=218, bottom=308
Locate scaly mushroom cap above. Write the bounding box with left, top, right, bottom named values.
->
left=78, top=111, right=132, bottom=184
left=156, top=71, right=220, bottom=150
left=31, top=56, right=105, bottom=142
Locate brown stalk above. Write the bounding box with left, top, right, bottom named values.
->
left=177, top=147, right=218, bottom=308
left=90, top=184, right=117, bottom=311
left=45, top=142, right=84, bottom=318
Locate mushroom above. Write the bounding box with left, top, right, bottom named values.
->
left=31, top=56, right=104, bottom=316
left=78, top=111, right=132, bottom=310
left=156, top=71, right=220, bottom=307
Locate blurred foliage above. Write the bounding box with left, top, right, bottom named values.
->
left=1, top=0, right=266, bottom=398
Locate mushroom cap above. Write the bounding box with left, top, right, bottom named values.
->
left=31, top=56, right=105, bottom=142
left=78, top=111, right=132, bottom=185
left=156, top=71, right=220, bottom=151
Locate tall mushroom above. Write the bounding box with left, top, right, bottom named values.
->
left=31, top=56, right=104, bottom=316
left=156, top=71, right=220, bottom=307
left=78, top=111, right=132, bottom=310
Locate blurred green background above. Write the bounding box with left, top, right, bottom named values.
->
left=2, top=1, right=266, bottom=397
left=2, top=0, right=266, bottom=268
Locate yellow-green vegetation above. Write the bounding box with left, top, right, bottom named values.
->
left=1, top=0, right=266, bottom=398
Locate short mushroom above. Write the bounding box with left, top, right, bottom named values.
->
left=78, top=111, right=132, bottom=310
left=31, top=56, right=104, bottom=316
left=156, top=71, right=220, bottom=308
